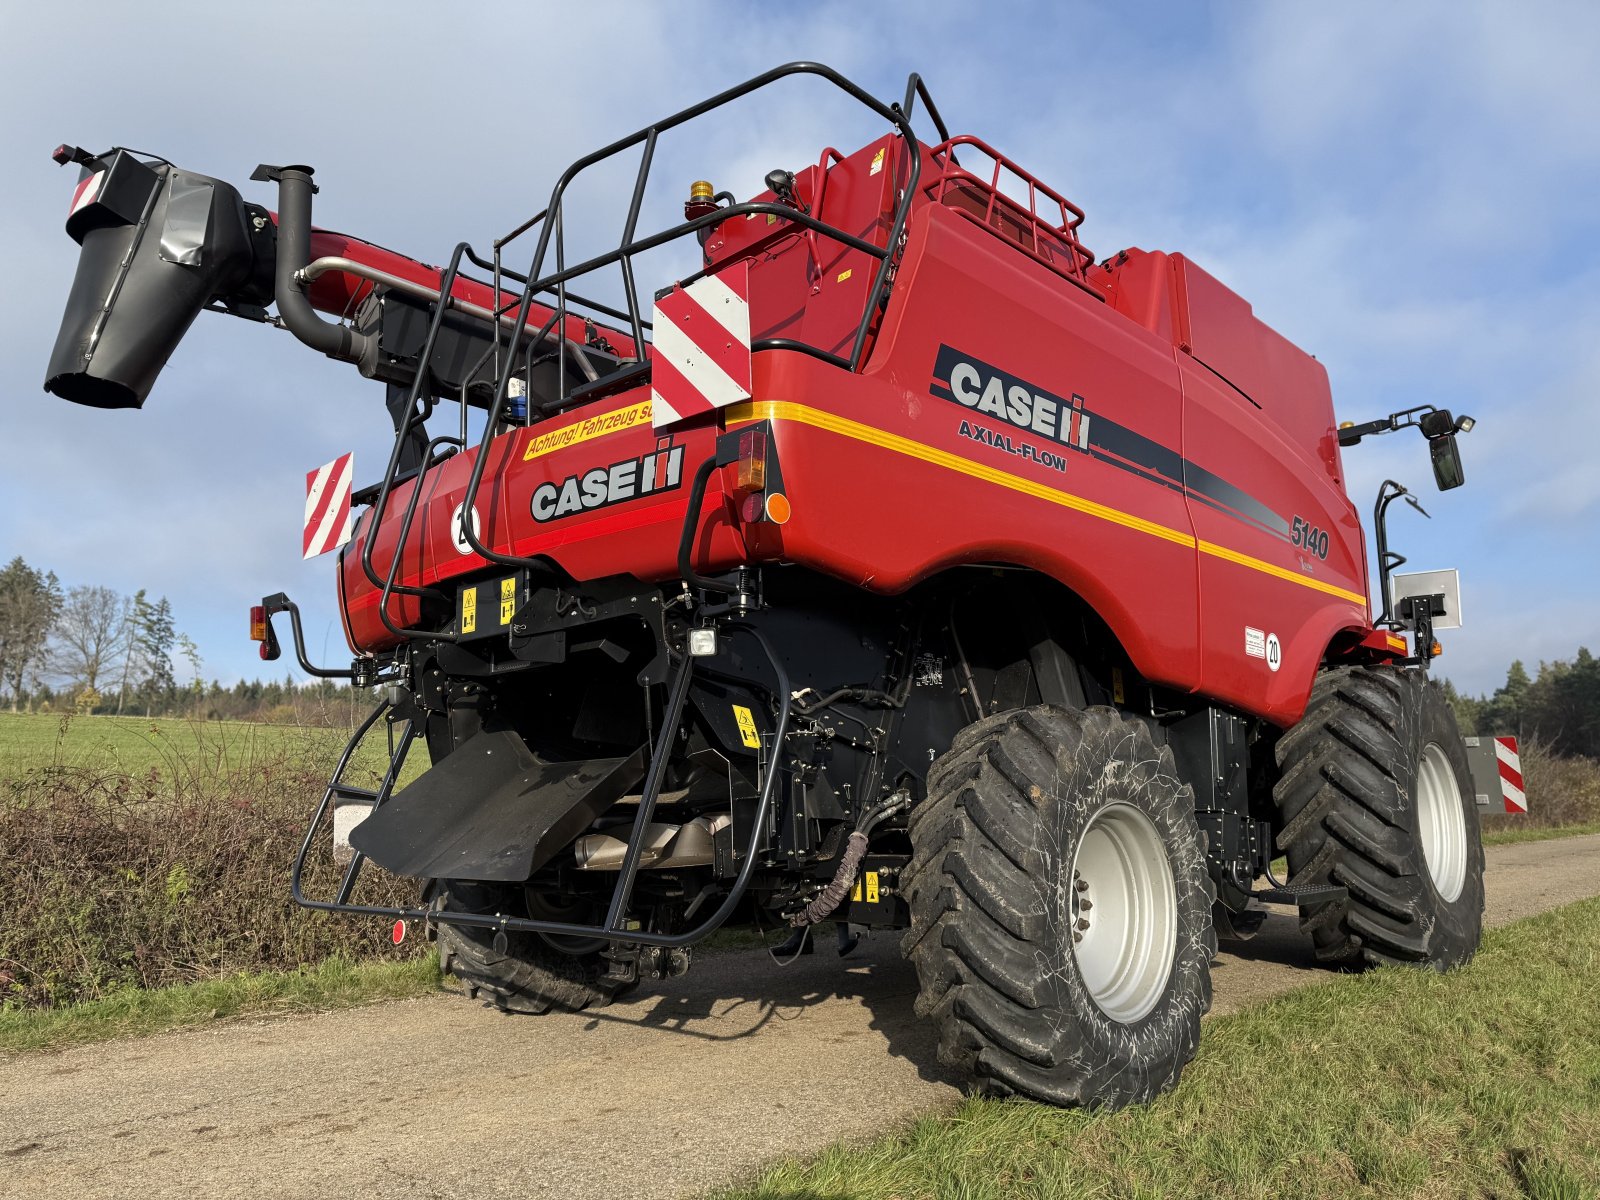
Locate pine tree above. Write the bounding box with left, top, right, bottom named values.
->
left=136, top=597, right=176, bottom=716
left=0, top=557, right=62, bottom=712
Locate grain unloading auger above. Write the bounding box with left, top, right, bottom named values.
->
left=43, top=63, right=1502, bottom=1110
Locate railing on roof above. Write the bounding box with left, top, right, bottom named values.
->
left=927, top=135, right=1097, bottom=294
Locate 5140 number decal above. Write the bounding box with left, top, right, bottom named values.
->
left=1291, top=516, right=1330, bottom=560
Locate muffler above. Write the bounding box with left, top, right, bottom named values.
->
left=574, top=814, right=732, bottom=870
left=43, top=147, right=266, bottom=409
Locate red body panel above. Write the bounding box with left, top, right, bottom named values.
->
left=338, top=137, right=1381, bottom=727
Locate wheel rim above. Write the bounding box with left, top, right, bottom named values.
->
left=1069, top=802, right=1178, bottom=1023
left=524, top=889, right=608, bottom=957
left=1416, top=741, right=1468, bottom=902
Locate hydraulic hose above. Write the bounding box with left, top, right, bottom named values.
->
left=791, top=831, right=869, bottom=927
left=789, top=791, right=910, bottom=928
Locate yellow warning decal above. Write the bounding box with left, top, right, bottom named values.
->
left=870, top=147, right=886, bottom=176
left=499, top=577, right=517, bottom=626
left=851, top=879, right=863, bottom=902
left=461, top=588, right=477, bottom=634
left=836, top=268, right=853, bottom=283
left=865, top=871, right=879, bottom=904
left=732, top=704, right=761, bottom=749
left=522, top=398, right=653, bottom=461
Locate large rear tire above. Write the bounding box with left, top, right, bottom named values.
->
left=433, top=880, right=634, bottom=1014
left=1274, top=666, right=1484, bottom=969
left=901, top=706, right=1216, bottom=1109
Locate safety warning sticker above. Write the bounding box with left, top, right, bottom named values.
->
left=732, top=704, right=761, bottom=749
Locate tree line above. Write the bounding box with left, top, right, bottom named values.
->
left=0, top=555, right=367, bottom=723
left=1444, top=648, right=1600, bottom=760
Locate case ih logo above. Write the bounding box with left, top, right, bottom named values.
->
left=530, top=444, right=685, bottom=522
left=930, top=344, right=1093, bottom=453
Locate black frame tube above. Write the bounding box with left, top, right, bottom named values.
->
left=289, top=625, right=793, bottom=948
left=261, top=594, right=355, bottom=679
left=1373, top=479, right=1408, bottom=629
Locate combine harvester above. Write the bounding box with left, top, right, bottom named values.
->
left=42, top=64, right=1508, bottom=1108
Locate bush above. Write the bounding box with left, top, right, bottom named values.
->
left=1481, top=737, right=1600, bottom=836
left=0, top=734, right=425, bottom=1009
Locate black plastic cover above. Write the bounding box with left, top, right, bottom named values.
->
left=45, top=151, right=259, bottom=409
left=348, top=729, right=645, bottom=882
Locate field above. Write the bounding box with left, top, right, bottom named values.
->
left=0, top=711, right=427, bottom=1009
left=0, top=710, right=415, bottom=789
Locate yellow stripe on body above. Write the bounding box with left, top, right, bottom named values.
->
left=729, top=400, right=1368, bottom=608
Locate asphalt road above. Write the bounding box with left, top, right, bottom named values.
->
left=5, top=834, right=1597, bottom=1200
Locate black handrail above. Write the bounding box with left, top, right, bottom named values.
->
left=358, top=240, right=474, bottom=626
left=457, top=62, right=929, bottom=578
left=289, top=624, right=795, bottom=949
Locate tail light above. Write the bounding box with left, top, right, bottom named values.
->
left=250, top=604, right=281, bottom=661
left=733, top=424, right=790, bottom=526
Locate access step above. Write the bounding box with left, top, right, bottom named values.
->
left=1255, top=881, right=1347, bottom=908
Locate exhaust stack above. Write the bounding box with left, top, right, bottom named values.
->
left=43, top=147, right=264, bottom=409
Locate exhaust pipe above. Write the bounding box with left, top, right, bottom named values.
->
left=250, top=163, right=373, bottom=369
left=44, top=148, right=264, bottom=409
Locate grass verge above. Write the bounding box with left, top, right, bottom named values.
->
left=1482, top=820, right=1600, bottom=847
left=719, top=898, right=1600, bottom=1200
left=0, top=955, right=443, bottom=1056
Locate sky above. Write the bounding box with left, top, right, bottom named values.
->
left=1, top=2, right=1596, bottom=698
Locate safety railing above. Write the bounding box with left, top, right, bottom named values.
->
left=453, top=61, right=947, bottom=578
left=352, top=62, right=950, bottom=624
left=926, top=134, right=1097, bottom=292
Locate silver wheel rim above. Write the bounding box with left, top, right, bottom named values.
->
left=1069, top=802, right=1177, bottom=1023
left=1416, top=741, right=1468, bottom=902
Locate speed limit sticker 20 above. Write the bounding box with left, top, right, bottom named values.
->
left=1245, top=627, right=1283, bottom=673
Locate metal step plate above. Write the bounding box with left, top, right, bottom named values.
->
left=1255, top=881, right=1348, bottom=908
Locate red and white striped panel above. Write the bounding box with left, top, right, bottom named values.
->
left=303, top=452, right=354, bottom=559
left=1495, top=736, right=1525, bottom=813
left=69, top=171, right=105, bottom=217
left=650, top=263, right=752, bottom=428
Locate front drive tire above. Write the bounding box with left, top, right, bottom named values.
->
left=901, top=706, right=1216, bottom=1109
left=1274, top=666, right=1484, bottom=969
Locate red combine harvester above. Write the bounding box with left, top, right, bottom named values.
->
left=43, top=64, right=1488, bottom=1108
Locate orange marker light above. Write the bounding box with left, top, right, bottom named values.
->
left=764, top=492, right=792, bottom=524
left=736, top=427, right=767, bottom=493
left=250, top=605, right=267, bottom=642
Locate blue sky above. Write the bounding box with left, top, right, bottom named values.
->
left=2, top=2, right=1595, bottom=697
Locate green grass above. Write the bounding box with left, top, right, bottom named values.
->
left=1482, top=820, right=1600, bottom=847
left=718, top=898, right=1600, bottom=1200
left=0, top=710, right=421, bottom=790
left=0, top=955, right=444, bottom=1056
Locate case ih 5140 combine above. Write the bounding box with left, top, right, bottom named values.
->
left=44, top=64, right=1485, bottom=1108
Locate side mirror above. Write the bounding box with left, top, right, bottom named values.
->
left=1430, top=433, right=1465, bottom=490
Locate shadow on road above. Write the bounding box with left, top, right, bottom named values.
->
left=451, top=933, right=970, bottom=1089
